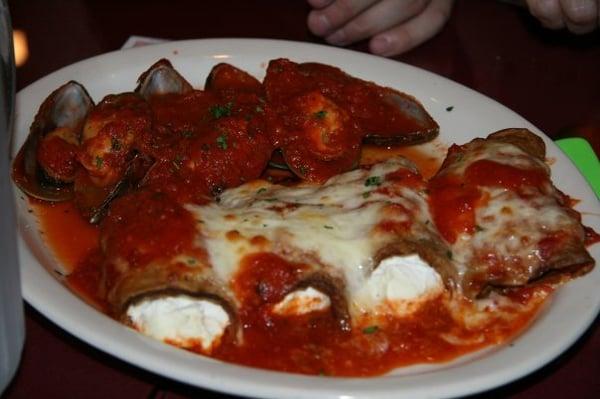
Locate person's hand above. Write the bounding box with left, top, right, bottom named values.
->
left=306, top=0, right=455, bottom=57
left=526, top=0, right=599, bottom=34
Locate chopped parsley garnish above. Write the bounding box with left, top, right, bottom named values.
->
left=181, top=130, right=194, bottom=138
left=446, top=106, right=454, bottom=112
left=364, top=176, right=382, bottom=187
left=216, top=134, right=228, bottom=150
left=323, top=225, right=334, bottom=229
left=298, top=165, right=309, bottom=176
left=111, top=138, right=121, bottom=151
left=95, top=156, right=104, bottom=169
left=172, top=154, right=184, bottom=170
left=362, top=325, right=379, bottom=334
left=264, top=198, right=277, bottom=202
left=362, top=191, right=371, bottom=199
left=314, top=110, right=327, bottom=119
left=446, top=250, right=453, bottom=260
left=257, top=187, right=268, bottom=195
left=210, top=102, right=232, bottom=119
left=186, top=258, right=197, bottom=265
left=475, top=225, right=484, bottom=232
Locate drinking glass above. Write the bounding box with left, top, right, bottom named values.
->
left=0, top=0, right=24, bottom=393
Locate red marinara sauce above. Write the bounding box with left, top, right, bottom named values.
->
left=203, top=252, right=543, bottom=376
left=429, top=153, right=550, bottom=244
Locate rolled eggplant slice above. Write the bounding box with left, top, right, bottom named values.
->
left=100, top=189, right=240, bottom=351
left=112, top=262, right=239, bottom=353
left=12, top=81, right=94, bottom=201
left=429, top=128, right=594, bottom=298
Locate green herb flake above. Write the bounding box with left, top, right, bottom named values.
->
left=475, top=225, right=484, bottom=232
left=446, top=106, right=454, bottom=112
left=362, top=191, right=371, bottom=199
left=323, top=225, right=334, bottom=229
left=95, top=156, right=104, bottom=169
left=446, top=250, right=453, bottom=260
left=264, top=198, right=277, bottom=202
left=111, top=138, right=122, bottom=151
left=210, top=103, right=233, bottom=119
left=186, top=258, right=197, bottom=266
left=181, top=130, right=194, bottom=138
left=216, top=134, right=228, bottom=150
left=256, top=187, right=268, bottom=195
left=362, top=325, right=379, bottom=334
left=314, top=110, right=327, bottom=119
left=364, top=176, right=382, bottom=187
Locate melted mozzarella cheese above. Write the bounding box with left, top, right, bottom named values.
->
left=185, top=157, right=439, bottom=317
left=441, top=139, right=584, bottom=287
left=127, top=296, right=230, bottom=352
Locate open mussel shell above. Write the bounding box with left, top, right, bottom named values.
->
left=135, top=59, right=193, bottom=100
left=204, top=63, right=263, bottom=93
left=295, top=61, right=439, bottom=146
left=12, top=81, right=94, bottom=201
left=362, top=88, right=439, bottom=146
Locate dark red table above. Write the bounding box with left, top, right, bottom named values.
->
left=3, top=1, right=599, bottom=398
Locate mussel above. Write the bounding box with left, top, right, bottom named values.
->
left=80, top=60, right=195, bottom=223
left=135, top=58, right=193, bottom=100
left=262, top=58, right=439, bottom=182
left=12, top=81, right=93, bottom=201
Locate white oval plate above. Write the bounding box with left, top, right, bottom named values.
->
left=12, top=39, right=600, bottom=399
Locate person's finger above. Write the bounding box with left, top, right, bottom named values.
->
left=368, top=0, right=454, bottom=56
left=559, top=0, right=598, bottom=33
left=307, top=0, right=336, bottom=9
left=307, top=0, right=379, bottom=37
left=325, top=0, right=428, bottom=45
left=526, top=0, right=566, bottom=29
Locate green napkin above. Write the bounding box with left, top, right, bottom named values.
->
left=555, top=138, right=600, bottom=198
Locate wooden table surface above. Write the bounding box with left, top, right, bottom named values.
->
left=3, top=1, right=599, bottom=398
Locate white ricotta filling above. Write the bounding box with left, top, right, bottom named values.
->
left=354, top=254, right=443, bottom=315
left=272, top=287, right=331, bottom=315
left=127, top=295, right=230, bottom=352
